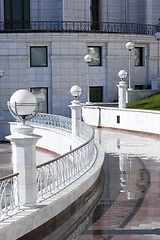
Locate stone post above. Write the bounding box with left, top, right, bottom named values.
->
left=6, top=123, right=41, bottom=207
left=69, top=100, right=82, bottom=136
left=117, top=80, right=127, bottom=109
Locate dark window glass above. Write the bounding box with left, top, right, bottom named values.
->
left=30, top=47, right=48, bottom=67
left=90, top=0, right=99, bottom=30
left=90, top=86, right=103, bottom=102
left=4, top=0, right=10, bottom=21
left=135, top=47, right=144, bottom=66
left=4, top=0, right=30, bottom=29
left=13, top=0, right=22, bottom=20
left=24, top=0, right=30, bottom=20
left=30, top=88, right=48, bottom=113
left=88, top=46, right=102, bottom=66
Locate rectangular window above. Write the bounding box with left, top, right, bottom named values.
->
left=87, top=46, right=102, bottom=66
left=4, top=0, right=30, bottom=29
left=90, top=0, right=99, bottom=30
left=30, top=88, right=48, bottom=113
left=135, top=47, right=144, bottom=66
left=30, top=47, right=48, bottom=67
left=90, top=86, right=103, bottom=102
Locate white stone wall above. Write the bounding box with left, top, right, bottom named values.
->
left=82, top=106, right=160, bottom=135
left=148, top=0, right=160, bottom=25
left=99, top=0, right=160, bottom=25
left=100, top=0, right=127, bottom=23
left=30, top=0, right=63, bottom=21
left=30, top=0, right=89, bottom=22
left=63, top=0, right=90, bottom=22
left=0, top=32, right=157, bottom=120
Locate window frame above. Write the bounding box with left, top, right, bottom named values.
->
left=30, top=87, right=48, bottom=113
left=30, top=46, right=48, bottom=68
left=89, top=86, right=103, bottom=102
left=134, top=47, right=144, bottom=67
left=87, top=46, right=102, bottom=67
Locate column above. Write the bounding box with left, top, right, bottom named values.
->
left=69, top=100, right=82, bottom=136
left=117, top=80, right=127, bottom=109
left=6, top=123, right=41, bottom=207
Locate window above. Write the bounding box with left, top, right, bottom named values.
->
left=4, top=0, right=30, bottom=29
left=88, top=46, right=102, bottom=66
left=30, top=88, right=48, bottom=113
left=135, top=47, right=144, bottom=66
left=90, top=86, right=103, bottom=102
left=90, top=0, right=99, bottom=30
left=30, top=47, right=48, bottom=67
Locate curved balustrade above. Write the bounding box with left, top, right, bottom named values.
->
left=0, top=21, right=158, bottom=35
left=30, top=113, right=94, bottom=139
left=30, top=113, right=96, bottom=201
left=0, top=113, right=96, bottom=215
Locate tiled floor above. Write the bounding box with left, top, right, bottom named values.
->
left=77, top=128, right=160, bottom=240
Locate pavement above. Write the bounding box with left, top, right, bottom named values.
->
left=77, top=128, right=160, bottom=240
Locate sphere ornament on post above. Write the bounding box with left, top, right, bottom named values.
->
left=117, top=70, right=128, bottom=109
left=0, top=70, right=4, bottom=77
left=84, top=54, right=92, bottom=103
left=69, top=85, right=82, bottom=101
left=125, top=41, right=135, bottom=90
left=69, top=85, right=82, bottom=136
left=7, top=89, right=39, bottom=124
left=6, top=89, right=41, bottom=207
left=84, top=54, right=92, bottom=64
left=118, top=70, right=128, bottom=81
left=125, top=41, right=135, bottom=51
left=155, top=32, right=160, bottom=40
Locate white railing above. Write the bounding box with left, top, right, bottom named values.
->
left=30, top=113, right=94, bottom=139
left=30, top=113, right=96, bottom=201
left=0, top=173, right=19, bottom=217
left=30, top=113, right=72, bottom=133
left=0, top=113, right=96, bottom=214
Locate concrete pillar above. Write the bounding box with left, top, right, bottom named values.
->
left=6, top=123, right=41, bottom=207
left=69, top=100, right=82, bottom=136
left=151, top=77, right=160, bottom=90
left=117, top=80, right=127, bottom=109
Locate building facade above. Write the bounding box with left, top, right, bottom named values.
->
left=0, top=0, right=160, bottom=119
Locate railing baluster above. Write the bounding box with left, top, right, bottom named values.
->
left=0, top=174, right=19, bottom=217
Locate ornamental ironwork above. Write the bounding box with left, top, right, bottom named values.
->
left=0, top=21, right=159, bottom=35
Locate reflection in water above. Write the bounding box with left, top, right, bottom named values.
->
left=119, top=153, right=127, bottom=192
left=76, top=128, right=153, bottom=240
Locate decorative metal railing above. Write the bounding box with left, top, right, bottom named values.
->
left=0, top=113, right=96, bottom=214
left=30, top=113, right=96, bottom=201
left=36, top=138, right=95, bottom=200
left=0, top=173, right=19, bottom=217
left=30, top=113, right=72, bottom=133
left=0, top=21, right=158, bottom=35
